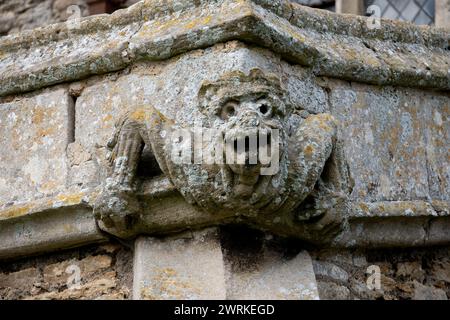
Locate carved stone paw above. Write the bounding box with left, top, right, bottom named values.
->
left=94, top=189, right=142, bottom=238
left=297, top=192, right=347, bottom=243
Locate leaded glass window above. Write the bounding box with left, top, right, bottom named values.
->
left=365, top=0, right=435, bottom=25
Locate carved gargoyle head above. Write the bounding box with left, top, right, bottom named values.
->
left=199, top=69, right=290, bottom=196
left=144, top=68, right=338, bottom=220
left=96, top=68, right=341, bottom=238
left=146, top=69, right=295, bottom=216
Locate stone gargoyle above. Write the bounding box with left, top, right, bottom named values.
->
left=94, top=69, right=349, bottom=240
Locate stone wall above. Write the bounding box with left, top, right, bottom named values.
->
left=0, top=0, right=88, bottom=36
left=0, top=241, right=132, bottom=300
left=312, top=246, right=450, bottom=300
left=0, top=0, right=141, bottom=36
left=1, top=233, right=449, bottom=300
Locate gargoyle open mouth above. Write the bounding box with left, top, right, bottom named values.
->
left=222, top=127, right=280, bottom=199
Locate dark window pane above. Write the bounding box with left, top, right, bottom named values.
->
left=364, top=0, right=435, bottom=25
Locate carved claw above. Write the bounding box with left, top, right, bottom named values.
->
left=95, top=112, right=147, bottom=238
left=107, top=112, right=132, bottom=162
left=307, top=195, right=347, bottom=240
left=111, top=130, right=144, bottom=186
left=292, top=188, right=347, bottom=244
left=106, top=113, right=144, bottom=187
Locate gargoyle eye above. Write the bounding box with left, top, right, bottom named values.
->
left=259, top=104, right=270, bottom=115
left=257, top=100, right=272, bottom=117
left=220, top=101, right=237, bottom=120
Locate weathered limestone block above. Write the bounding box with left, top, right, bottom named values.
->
left=311, top=246, right=450, bottom=300
left=133, top=228, right=320, bottom=300
left=133, top=229, right=227, bottom=300
left=0, top=88, right=71, bottom=208
left=83, top=42, right=343, bottom=239
left=225, top=250, right=319, bottom=300
left=0, top=204, right=105, bottom=260
left=330, top=82, right=449, bottom=202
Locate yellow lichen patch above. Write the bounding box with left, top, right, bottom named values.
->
left=364, top=55, right=382, bottom=67
left=149, top=107, right=174, bottom=126
left=37, top=126, right=56, bottom=138
left=271, top=16, right=306, bottom=43
left=56, top=192, right=85, bottom=205
left=101, top=114, right=114, bottom=129
left=0, top=204, right=33, bottom=219
left=184, top=16, right=212, bottom=30
left=318, top=122, right=334, bottom=132
left=141, top=267, right=201, bottom=300
left=160, top=267, right=177, bottom=277
left=139, top=16, right=180, bottom=36
left=130, top=108, right=149, bottom=122
left=140, top=288, right=158, bottom=300
left=32, top=109, right=45, bottom=124
left=40, top=181, right=58, bottom=192
left=102, top=114, right=113, bottom=123
left=305, top=114, right=336, bottom=132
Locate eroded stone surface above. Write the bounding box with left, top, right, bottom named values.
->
left=330, top=81, right=450, bottom=202
left=225, top=250, right=319, bottom=300
left=0, top=88, right=71, bottom=209
left=133, top=229, right=226, bottom=300
left=0, top=242, right=132, bottom=300
left=312, top=246, right=450, bottom=300
left=0, top=0, right=449, bottom=303
left=0, top=0, right=448, bottom=261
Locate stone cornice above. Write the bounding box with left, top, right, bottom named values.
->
left=1, top=177, right=449, bottom=259
left=0, top=0, right=449, bottom=98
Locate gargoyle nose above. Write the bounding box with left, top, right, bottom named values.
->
left=238, top=110, right=260, bottom=127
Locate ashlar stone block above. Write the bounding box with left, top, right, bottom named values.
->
left=133, top=229, right=226, bottom=300
left=225, top=249, right=319, bottom=300
left=0, top=88, right=71, bottom=208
